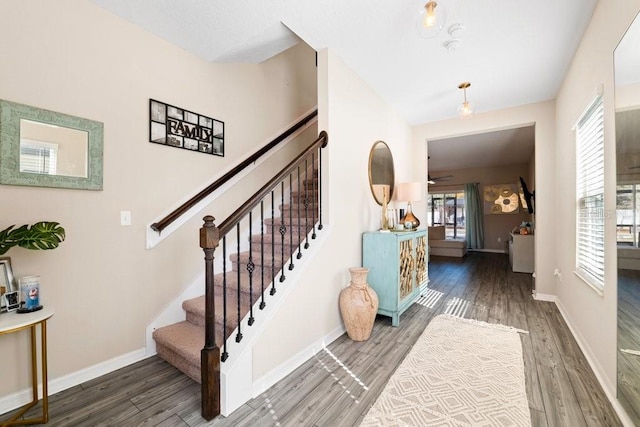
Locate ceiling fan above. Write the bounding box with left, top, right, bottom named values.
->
left=427, top=156, right=453, bottom=184
left=427, top=173, right=454, bottom=184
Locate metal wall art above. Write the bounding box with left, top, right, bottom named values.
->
left=149, top=99, right=224, bottom=156
left=483, top=183, right=521, bottom=214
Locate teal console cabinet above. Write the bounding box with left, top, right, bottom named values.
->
left=362, top=230, right=427, bottom=326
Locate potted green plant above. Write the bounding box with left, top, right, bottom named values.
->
left=0, top=222, right=65, bottom=255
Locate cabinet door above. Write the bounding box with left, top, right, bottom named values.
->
left=398, top=238, right=414, bottom=300
left=415, top=234, right=427, bottom=286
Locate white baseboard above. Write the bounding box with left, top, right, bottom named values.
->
left=554, top=300, right=635, bottom=427
left=467, top=249, right=507, bottom=254
left=0, top=348, right=148, bottom=415
left=533, top=292, right=557, bottom=302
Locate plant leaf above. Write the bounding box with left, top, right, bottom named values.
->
left=17, top=222, right=66, bottom=251
left=0, top=225, right=17, bottom=255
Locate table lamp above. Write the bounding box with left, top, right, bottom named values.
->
left=396, top=182, right=422, bottom=230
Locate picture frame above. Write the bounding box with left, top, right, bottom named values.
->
left=0, top=257, right=16, bottom=312
left=149, top=99, right=224, bottom=157
left=4, top=291, right=19, bottom=311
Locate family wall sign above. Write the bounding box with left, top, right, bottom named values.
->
left=149, top=99, right=224, bottom=156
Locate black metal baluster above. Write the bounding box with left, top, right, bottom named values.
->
left=247, top=211, right=255, bottom=326
left=304, top=158, right=310, bottom=249
left=296, top=165, right=302, bottom=259
left=221, top=237, right=229, bottom=361
left=279, top=181, right=286, bottom=282
left=270, top=191, right=277, bottom=295
left=288, top=174, right=294, bottom=271
left=311, top=152, right=317, bottom=239
left=318, top=145, right=324, bottom=231
left=235, top=225, right=243, bottom=343
left=260, top=201, right=266, bottom=309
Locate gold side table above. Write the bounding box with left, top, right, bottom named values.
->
left=0, top=307, right=54, bottom=426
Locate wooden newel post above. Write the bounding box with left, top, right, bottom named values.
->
left=200, top=215, right=221, bottom=420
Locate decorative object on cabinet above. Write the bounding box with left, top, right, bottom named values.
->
left=0, top=222, right=64, bottom=313
left=0, top=256, right=16, bottom=312
left=372, top=184, right=391, bottom=230
left=483, top=183, right=520, bottom=214
left=0, top=99, right=104, bottom=190
left=4, top=291, right=19, bottom=311
left=18, top=275, right=42, bottom=313
left=368, top=141, right=395, bottom=205
left=339, top=267, right=379, bottom=341
left=396, top=182, right=422, bottom=230
left=149, top=99, right=224, bottom=156
left=363, top=230, right=427, bottom=326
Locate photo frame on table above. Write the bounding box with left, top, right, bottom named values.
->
left=0, top=257, right=16, bottom=312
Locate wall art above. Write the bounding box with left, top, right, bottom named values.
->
left=483, top=183, right=521, bottom=214
left=149, top=99, right=224, bottom=156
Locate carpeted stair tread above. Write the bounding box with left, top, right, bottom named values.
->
left=215, top=268, right=279, bottom=291
left=250, top=232, right=311, bottom=246
left=183, top=288, right=263, bottom=329
left=153, top=321, right=203, bottom=367
left=263, top=217, right=317, bottom=229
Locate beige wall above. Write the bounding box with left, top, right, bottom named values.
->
left=428, top=163, right=533, bottom=252
left=553, top=0, right=640, bottom=405
left=0, top=0, right=316, bottom=396
left=253, top=49, right=413, bottom=378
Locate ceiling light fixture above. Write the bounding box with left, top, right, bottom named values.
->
left=457, top=82, right=475, bottom=118
left=417, top=1, right=447, bottom=39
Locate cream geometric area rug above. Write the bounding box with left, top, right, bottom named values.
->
left=361, top=314, right=531, bottom=427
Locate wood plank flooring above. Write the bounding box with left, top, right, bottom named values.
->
left=2, top=252, right=623, bottom=426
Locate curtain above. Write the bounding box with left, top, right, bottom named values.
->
left=464, top=183, right=484, bottom=249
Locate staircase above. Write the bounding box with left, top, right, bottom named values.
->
left=152, top=178, right=319, bottom=384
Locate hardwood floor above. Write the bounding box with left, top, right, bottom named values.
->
left=2, top=252, right=622, bottom=426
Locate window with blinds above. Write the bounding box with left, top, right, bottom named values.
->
left=19, top=141, right=58, bottom=175
left=575, top=95, right=604, bottom=291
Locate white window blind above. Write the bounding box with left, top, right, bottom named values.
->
left=19, top=140, right=58, bottom=175
left=575, top=95, right=604, bottom=291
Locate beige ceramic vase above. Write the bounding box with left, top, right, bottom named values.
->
left=339, top=267, right=379, bottom=341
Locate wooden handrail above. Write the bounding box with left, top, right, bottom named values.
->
left=218, top=131, right=328, bottom=236
left=151, top=110, right=318, bottom=233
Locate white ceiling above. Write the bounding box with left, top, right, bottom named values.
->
left=90, top=0, right=598, bottom=125
left=90, top=0, right=598, bottom=170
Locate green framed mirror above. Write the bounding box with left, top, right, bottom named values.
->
left=0, top=99, right=103, bottom=190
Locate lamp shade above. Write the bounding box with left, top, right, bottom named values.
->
left=396, top=182, right=422, bottom=202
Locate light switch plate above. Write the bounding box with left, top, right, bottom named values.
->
left=120, top=211, right=131, bottom=226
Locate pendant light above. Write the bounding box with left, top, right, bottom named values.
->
left=457, top=82, right=475, bottom=118
left=417, top=1, right=447, bottom=39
